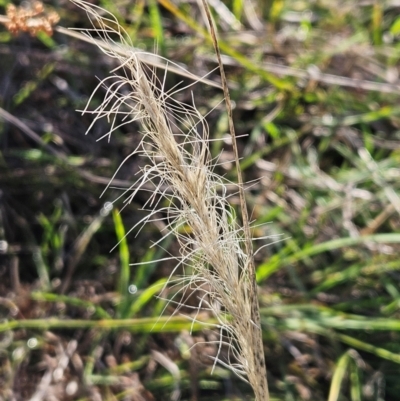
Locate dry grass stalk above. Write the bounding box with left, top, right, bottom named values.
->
left=70, top=0, right=269, bottom=398
left=198, top=2, right=269, bottom=399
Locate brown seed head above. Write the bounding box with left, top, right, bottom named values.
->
left=5, top=1, right=60, bottom=36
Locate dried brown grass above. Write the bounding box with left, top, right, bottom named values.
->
left=70, top=1, right=270, bottom=398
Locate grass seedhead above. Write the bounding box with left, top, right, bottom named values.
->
left=69, top=0, right=269, bottom=398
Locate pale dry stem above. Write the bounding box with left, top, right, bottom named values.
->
left=200, top=0, right=269, bottom=398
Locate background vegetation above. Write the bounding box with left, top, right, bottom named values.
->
left=1, top=0, right=400, bottom=400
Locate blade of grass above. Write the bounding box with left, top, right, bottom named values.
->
left=328, top=351, right=351, bottom=401
left=148, top=0, right=165, bottom=56
left=262, top=303, right=400, bottom=331
left=0, top=316, right=215, bottom=333
left=127, top=278, right=169, bottom=317
left=60, top=206, right=110, bottom=294
left=13, top=63, right=55, bottom=106
left=257, top=233, right=400, bottom=282
left=232, top=0, right=243, bottom=21
left=336, top=332, right=400, bottom=364
left=240, top=133, right=304, bottom=171
left=349, top=358, right=362, bottom=401
left=108, top=355, right=150, bottom=374
left=327, top=350, right=362, bottom=401
left=112, top=208, right=130, bottom=318
left=83, top=330, right=107, bottom=387
left=134, top=235, right=173, bottom=289
left=32, top=246, right=50, bottom=290
left=129, top=0, right=145, bottom=35
left=37, top=201, right=63, bottom=261
left=371, top=3, right=383, bottom=45
left=262, top=308, right=400, bottom=364
left=31, top=291, right=112, bottom=319
left=311, top=259, right=400, bottom=294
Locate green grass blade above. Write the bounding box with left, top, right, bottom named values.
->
left=349, top=358, right=362, bottom=401
left=60, top=210, right=108, bottom=294
left=371, top=3, right=383, bottom=45
left=149, top=0, right=165, bottom=56
left=336, top=332, right=400, bottom=364
left=32, top=247, right=50, bottom=290
left=31, top=292, right=112, bottom=319
left=232, top=0, right=243, bottom=21
left=311, top=259, right=400, bottom=294
left=13, top=63, right=55, bottom=106
left=127, top=278, right=169, bottom=317
left=262, top=305, right=400, bottom=364
left=0, top=316, right=215, bottom=333
left=134, top=235, right=173, bottom=289
left=328, top=352, right=351, bottom=401
left=112, top=208, right=131, bottom=318
left=257, top=233, right=400, bottom=282
left=262, top=304, right=400, bottom=331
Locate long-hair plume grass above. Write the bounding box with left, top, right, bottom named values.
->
left=70, top=1, right=269, bottom=399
